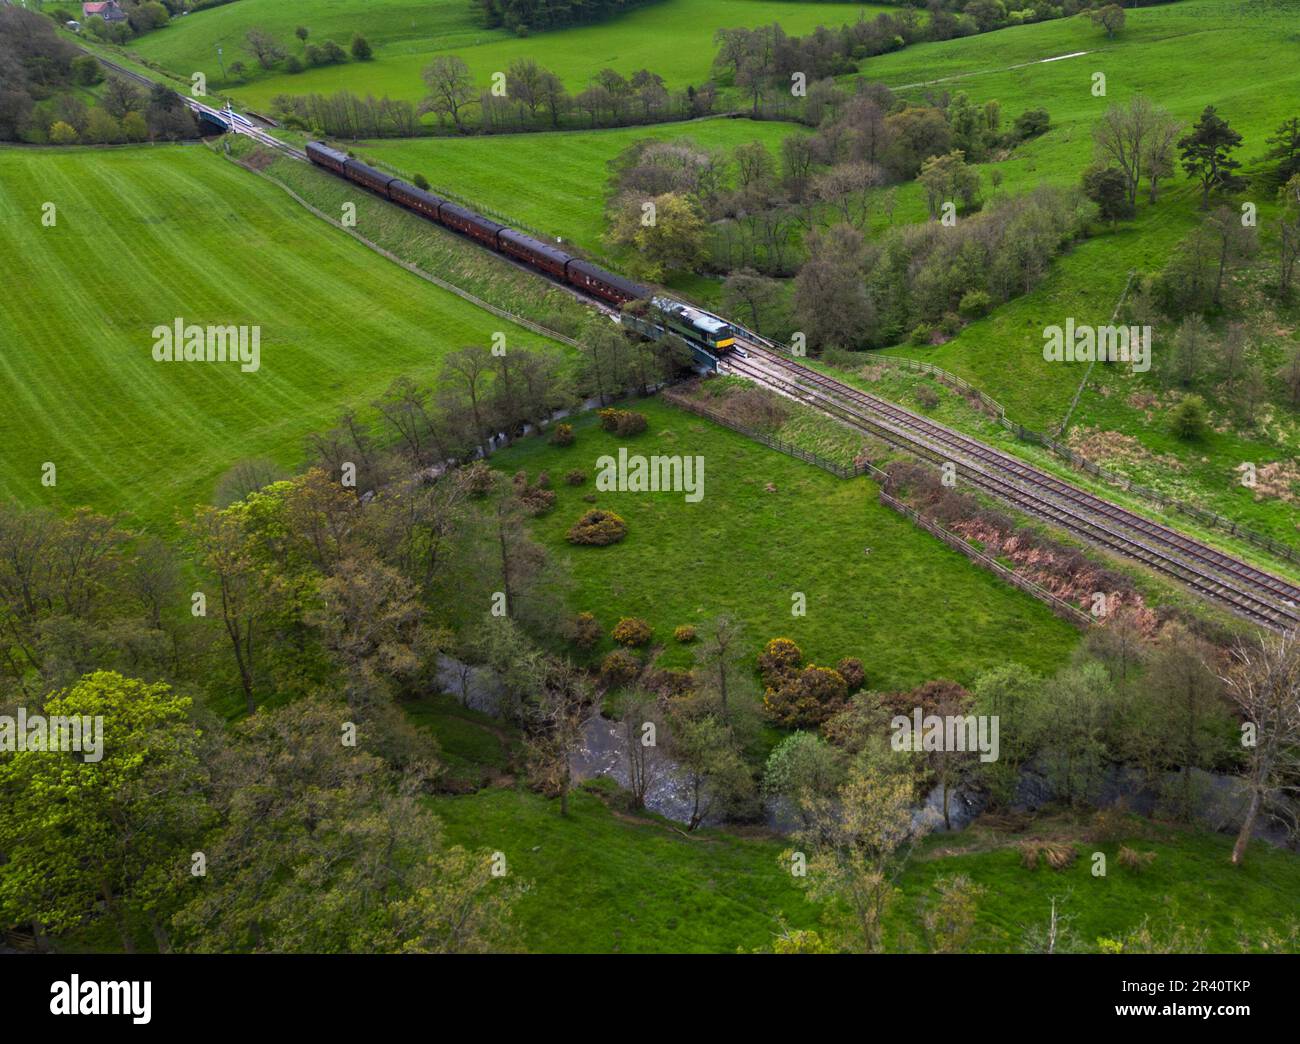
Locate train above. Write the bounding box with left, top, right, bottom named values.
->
left=305, top=140, right=736, bottom=361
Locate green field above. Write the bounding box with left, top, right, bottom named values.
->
left=357, top=116, right=805, bottom=253
left=488, top=397, right=1080, bottom=688
left=431, top=783, right=820, bottom=953
left=127, top=0, right=891, bottom=110
left=430, top=784, right=1300, bottom=953
left=0, top=143, right=561, bottom=529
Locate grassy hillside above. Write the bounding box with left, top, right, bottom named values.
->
left=487, top=397, right=1080, bottom=687
left=0, top=143, right=562, bottom=529
left=129, top=0, right=890, bottom=110
left=357, top=116, right=806, bottom=252
left=857, top=0, right=1300, bottom=544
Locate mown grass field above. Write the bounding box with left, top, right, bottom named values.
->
left=127, top=0, right=889, bottom=110
left=357, top=116, right=806, bottom=253
left=429, top=785, right=1300, bottom=953
left=0, top=143, right=561, bottom=529
left=489, top=397, right=1079, bottom=687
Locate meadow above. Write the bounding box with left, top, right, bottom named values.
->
left=488, top=396, right=1080, bottom=688
left=356, top=116, right=806, bottom=253
left=0, top=143, right=562, bottom=529
left=428, top=782, right=1300, bottom=953
left=126, top=0, right=890, bottom=110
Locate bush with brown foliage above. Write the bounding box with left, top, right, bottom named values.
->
left=600, top=648, right=642, bottom=687
left=550, top=423, right=575, bottom=447
left=612, top=617, right=652, bottom=647
left=458, top=460, right=494, bottom=497
left=673, top=625, right=696, bottom=643
left=1019, top=840, right=1078, bottom=871
left=519, top=486, right=556, bottom=516
left=567, top=509, right=628, bottom=545
left=565, top=469, right=587, bottom=486
left=598, top=408, right=648, bottom=436
left=643, top=667, right=693, bottom=697
left=763, top=664, right=848, bottom=729
left=836, top=657, right=866, bottom=692
left=1117, top=846, right=1157, bottom=873
left=568, top=611, right=602, bottom=651
left=758, top=637, right=803, bottom=685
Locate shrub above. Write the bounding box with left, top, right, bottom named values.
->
left=535, top=470, right=551, bottom=490
left=565, top=469, right=587, bottom=486
left=600, top=649, right=641, bottom=687
left=909, top=324, right=932, bottom=346
left=612, top=617, right=652, bottom=647
left=958, top=289, right=992, bottom=319
left=673, top=625, right=697, bottom=643
left=915, top=384, right=940, bottom=410
left=1014, top=107, right=1051, bottom=140
left=519, top=487, right=556, bottom=516
left=48, top=120, right=79, bottom=145
left=567, top=509, right=627, bottom=546
left=284, top=55, right=304, bottom=74
left=763, top=665, right=848, bottom=729
left=1169, top=395, right=1208, bottom=441
left=550, top=422, right=575, bottom=447
left=568, top=611, right=601, bottom=651
left=1117, top=846, right=1157, bottom=873
left=412, top=172, right=430, bottom=190
left=758, top=638, right=803, bottom=684
left=836, top=657, right=866, bottom=692
left=458, top=460, right=494, bottom=497
left=351, top=35, right=372, bottom=60
left=597, top=408, right=647, bottom=436
left=1018, top=840, right=1077, bottom=871
left=71, top=55, right=103, bottom=86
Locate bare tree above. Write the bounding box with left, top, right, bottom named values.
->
left=1094, top=96, right=1176, bottom=208
left=1220, top=631, right=1300, bottom=865
left=420, top=55, right=476, bottom=132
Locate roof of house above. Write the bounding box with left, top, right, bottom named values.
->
left=83, top=2, right=124, bottom=16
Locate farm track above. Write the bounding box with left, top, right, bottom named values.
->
left=724, top=342, right=1300, bottom=634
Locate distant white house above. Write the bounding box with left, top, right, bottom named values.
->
left=82, top=1, right=127, bottom=23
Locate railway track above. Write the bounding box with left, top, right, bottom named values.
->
left=724, top=342, right=1300, bottom=633
left=87, top=52, right=307, bottom=159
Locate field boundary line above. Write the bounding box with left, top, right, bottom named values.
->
left=223, top=151, right=583, bottom=350
left=1055, top=268, right=1137, bottom=438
